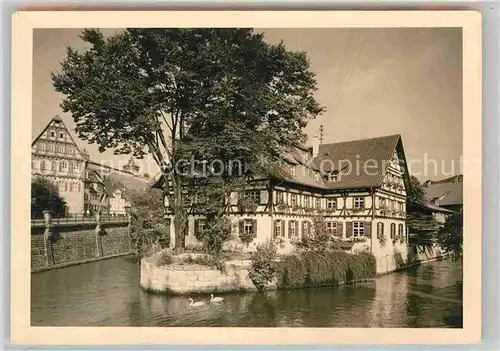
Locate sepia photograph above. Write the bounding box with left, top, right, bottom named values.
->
left=11, top=11, right=482, bottom=345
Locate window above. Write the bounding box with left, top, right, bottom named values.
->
left=56, top=144, right=63, bottom=153
left=326, top=198, right=337, bottom=210
left=60, top=161, right=68, bottom=171
left=390, top=223, right=396, bottom=239
left=199, top=220, right=206, bottom=234
left=303, top=196, right=310, bottom=208
left=303, top=221, right=310, bottom=237
left=276, top=191, right=284, bottom=204
left=68, top=162, right=74, bottom=173
left=275, top=220, right=283, bottom=237
left=40, top=160, right=47, bottom=170
left=77, top=183, right=81, bottom=192
left=244, top=220, right=253, bottom=235
left=398, top=224, right=404, bottom=237
left=59, top=132, right=64, bottom=138
left=50, top=131, right=55, bottom=137
left=38, top=142, right=46, bottom=151
left=290, top=166, right=296, bottom=176
left=289, top=221, right=297, bottom=237
left=354, top=197, right=364, bottom=209
left=290, top=194, right=297, bottom=206
left=353, top=222, right=365, bottom=237
left=315, top=197, right=321, bottom=209
left=377, top=222, right=384, bottom=237
left=48, top=144, right=55, bottom=152
left=379, top=198, right=386, bottom=208
left=246, top=190, right=260, bottom=203
left=326, top=221, right=338, bottom=236
left=328, top=173, right=338, bottom=182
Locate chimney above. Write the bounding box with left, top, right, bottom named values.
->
left=312, top=137, right=320, bottom=158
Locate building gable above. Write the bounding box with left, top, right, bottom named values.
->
left=31, top=115, right=86, bottom=162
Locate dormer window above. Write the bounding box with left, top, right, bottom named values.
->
left=328, top=173, right=339, bottom=182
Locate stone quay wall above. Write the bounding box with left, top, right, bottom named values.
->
left=31, top=212, right=133, bottom=273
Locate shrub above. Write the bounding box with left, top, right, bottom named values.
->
left=293, top=215, right=340, bottom=252
left=156, top=251, right=173, bottom=266
left=248, top=239, right=278, bottom=291
left=276, top=250, right=376, bottom=290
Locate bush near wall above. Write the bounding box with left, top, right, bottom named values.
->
left=275, top=251, right=376, bottom=290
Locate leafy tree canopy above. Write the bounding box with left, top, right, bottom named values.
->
left=436, top=212, right=463, bottom=262
left=406, top=175, right=428, bottom=210
left=31, top=177, right=67, bottom=217
left=128, top=188, right=168, bottom=260
left=52, top=28, right=324, bottom=252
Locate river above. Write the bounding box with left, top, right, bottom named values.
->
left=31, top=256, right=463, bottom=327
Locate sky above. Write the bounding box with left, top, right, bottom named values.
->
left=32, top=28, right=462, bottom=181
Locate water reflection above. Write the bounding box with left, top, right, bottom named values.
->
left=31, top=256, right=462, bottom=327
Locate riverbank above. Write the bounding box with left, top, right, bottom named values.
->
left=140, top=250, right=377, bottom=294
left=140, top=243, right=444, bottom=295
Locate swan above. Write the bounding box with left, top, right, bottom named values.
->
left=210, top=294, right=224, bottom=303
left=188, top=298, right=205, bottom=307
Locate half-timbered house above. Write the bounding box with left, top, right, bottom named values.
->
left=153, top=134, right=412, bottom=270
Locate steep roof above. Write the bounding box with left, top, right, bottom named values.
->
left=88, top=162, right=150, bottom=198
left=31, top=115, right=88, bottom=159
left=151, top=134, right=411, bottom=192
left=311, top=134, right=408, bottom=190
left=425, top=180, right=463, bottom=206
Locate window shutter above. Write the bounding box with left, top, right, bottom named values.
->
left=365, top=221, right=372, bottom=237
left=273, top=220, right=277, bottom=237
left=288, top=221, right=292, bottom=238
left=194, top=219, right=199, bottom=237
left=302, top=221, right=306, bottom=237
left=337, top=221, right=343, bottom=237
left=346, top=222, right=353, bottom=238
left=260, top=190, right=267, bottom=205
left=252, top=219, right=258, bottom=235
left=295, top=221, right=299, bottom=238
left=239, top=220, right=244, bottom=235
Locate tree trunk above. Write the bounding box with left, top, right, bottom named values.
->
left=171, top=177, right=186, bottom=254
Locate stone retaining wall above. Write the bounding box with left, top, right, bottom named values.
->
left=31, top=213, right=132, bottom=273
left=141, top=252, right=276, bottom=294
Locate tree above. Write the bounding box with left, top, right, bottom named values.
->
left=52, top=28, right=324, bottom=253
left=128, top=188, right=169, bottom=261
left=31, top=177, right=67, bottom=217
left=293, top=215, right=341, bottom=252
left=436, top=211, right=463, bottom=262
left=406, top=175, right=427, bottom=210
